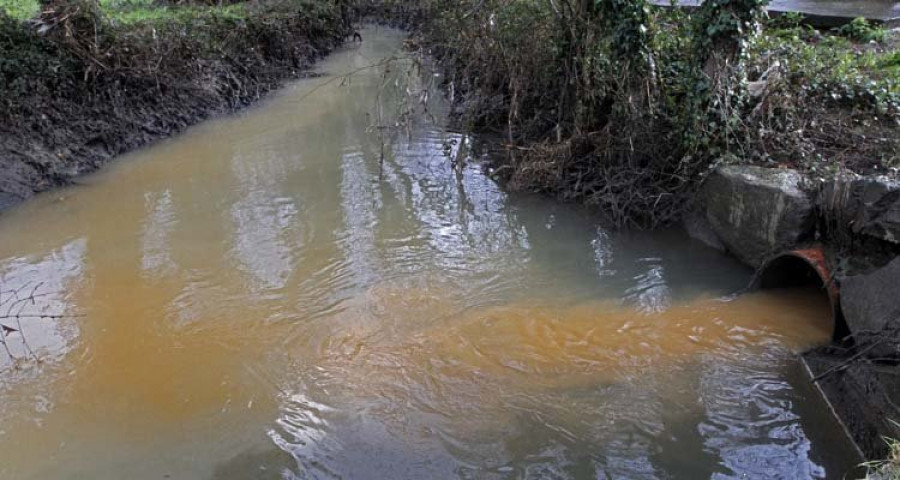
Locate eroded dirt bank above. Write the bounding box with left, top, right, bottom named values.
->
left=0, top=0, right=350, bottom=210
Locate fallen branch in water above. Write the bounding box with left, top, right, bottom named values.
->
left=811, top=322, right=900, bottom=383
left=285, top=56, right=403, bottom=105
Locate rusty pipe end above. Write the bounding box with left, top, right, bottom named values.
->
left=750, top=246, right=849, bottom=343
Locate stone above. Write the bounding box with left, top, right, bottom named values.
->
left=702, top=166, right=815, bottom=268
left=821, top=176, right=900, bottom=245
left=841, top=256, right=900, bottom=334
left=804, top=351, right=900, bottom=461
left=748, top=61, right=782, bottom=101
left=684, top=210, right=725, bottom=251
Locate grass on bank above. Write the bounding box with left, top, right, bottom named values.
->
left=1, top=0, right=348, bottom=173
left=863, top=436, right=900, bottom=480
left=2, top=0, right=259, bottom=24
left=0, top=0, right=347, bottom=87
left=103, top=2, right=247, bottom=25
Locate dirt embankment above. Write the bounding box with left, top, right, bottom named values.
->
left=0, top=0, right=350, bottom=210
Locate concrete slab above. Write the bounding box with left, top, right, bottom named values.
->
left=649, top=0, right=900, bottom=28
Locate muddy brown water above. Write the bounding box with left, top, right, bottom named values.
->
left=0, top=28, right=860, bottom=479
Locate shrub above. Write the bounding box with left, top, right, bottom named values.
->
left=836, top=17, right=887, bottom=44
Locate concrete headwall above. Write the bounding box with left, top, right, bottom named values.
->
left=688, top=165, right=900, bottom=459
left=690, top=166, right=900, bottom=333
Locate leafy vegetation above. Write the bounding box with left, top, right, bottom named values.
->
left=386, top=0, right=899, bottom=226
left=837, top=16, right=888, bottom=44
left=743, top=15, right=899, bottom=175
left=756, top=17, right=897, bottom=112
left=0, top=0, right=37, bottom=19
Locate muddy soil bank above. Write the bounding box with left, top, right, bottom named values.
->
left=0, top=4, right=348, bottom=211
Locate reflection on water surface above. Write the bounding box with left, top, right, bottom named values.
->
left=0, top=27, right=857, bottom=480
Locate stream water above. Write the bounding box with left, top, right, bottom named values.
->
left=0, top=28, right=860, bottom=479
